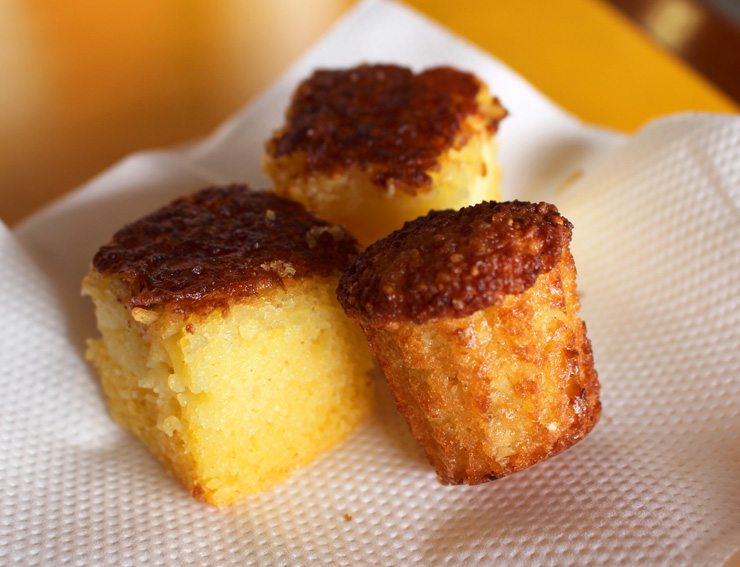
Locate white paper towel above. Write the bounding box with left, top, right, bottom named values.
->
left=2, top=1, right=739, bottom=565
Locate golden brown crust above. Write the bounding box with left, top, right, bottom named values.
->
left=265, top=64, right=507, bottom=195
left=337, top=201, right=573, bottom=327
left=93, top=185, right=358, bottom=315
left=356, top=248, right=601, bottom=485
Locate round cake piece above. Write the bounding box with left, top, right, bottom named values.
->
left=337, top=200, right=601, bottom=484
left=263, top=64, right=507, bottom=246
left=84, top=185, right=375, bottom=507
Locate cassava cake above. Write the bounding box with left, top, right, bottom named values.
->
left=263, top=64, right=507, bottom=246
left=337, top=201, right=601, bottom=484
left=83, top=185, right=375, bottom=507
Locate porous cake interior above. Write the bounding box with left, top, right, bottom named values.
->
left=84, top=273, right=374, bottom=507
left=265, top=136, right=500, bottom=247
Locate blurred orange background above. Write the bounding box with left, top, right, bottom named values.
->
left=1, top=0, right=737, bottom=226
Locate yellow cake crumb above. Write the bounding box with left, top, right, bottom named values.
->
left=84, top=274, right=374, bottom=507
left=83, top=186, right=375, bottom=507
left=264, top=64, right=507, bottom=247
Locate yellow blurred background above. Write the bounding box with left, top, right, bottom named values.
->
left=1, top=0, right=737, bottom=226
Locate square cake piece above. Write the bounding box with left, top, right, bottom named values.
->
left=338, top=201, right=600, bottom=484
left=83, top=186, right=374, bottom=507
left=263, top=64, right=507, bottom=247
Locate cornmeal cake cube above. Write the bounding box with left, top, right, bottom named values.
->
left=83, top=186, right=374, bottom=507
left=263, top=64, right=507, bottom=247
left=337, top=201, right=600, bottom=484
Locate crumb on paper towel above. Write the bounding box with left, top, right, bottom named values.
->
left=344, top=513, right=352, bottom=521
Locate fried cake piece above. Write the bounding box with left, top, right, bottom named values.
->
left=337, top=201, right=600, bottom=484
left=263, top=64, right=507, bottom=246
left=83, top=186, right=374, bottom=507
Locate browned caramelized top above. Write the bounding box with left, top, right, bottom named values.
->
left=93, top=185, right=358, bottom=315
left=267, top=64, right=506, bottom=194
left=337, top=201, right=573, bottom=326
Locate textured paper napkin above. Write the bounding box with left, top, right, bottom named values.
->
left=2, top=1, right=739, bottom=565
